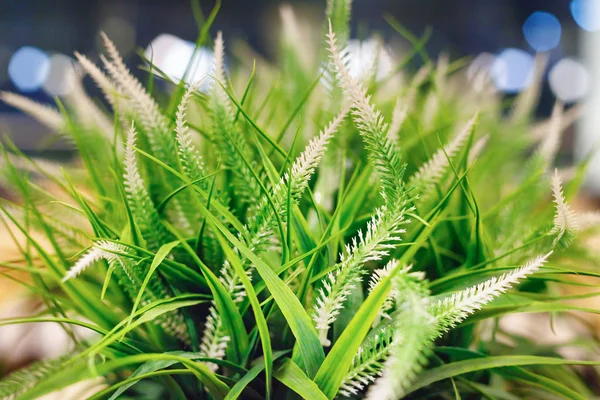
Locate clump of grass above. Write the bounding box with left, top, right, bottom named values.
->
left=1, top=0, right=600, bottom=399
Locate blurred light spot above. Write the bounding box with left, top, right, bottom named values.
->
left=522, top=11, right=561, bottom=51
left=43, top=54, right=78, bottom=96
left=145, top=34, right=214, bottom=89
left=549, top=58, right=590, bottom=103
left=571, top=0, right=600, bottom=32
left=8, top=46, right=50, bottom=92
left=100, top=16, right=136, bottom=56
left=490, top=48, right=535, bottom=93
left=346, top=38, right=393, bottom=81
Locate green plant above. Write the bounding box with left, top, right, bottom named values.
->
left=1, top=0, right=600, bottom=399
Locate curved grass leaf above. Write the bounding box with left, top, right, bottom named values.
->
left=406, top=355, right=600, bottom=395
left=274, top=358, right=328, bottom=400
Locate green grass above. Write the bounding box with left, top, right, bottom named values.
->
left=1, top=0, right=599, bottom=399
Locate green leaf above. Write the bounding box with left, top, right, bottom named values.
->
left=313, top=262, right=396, bottom=398
left=127, top=240, right=181, bottom=329
left=225, top=351, right=289, bottom=400
left=165, top=224, right=249, bottom=365
left=406, top=356, right=600, bottom=395
left=194, top=199, right=325, bottom=377
left=212, top=227, right=274, bottom=398
left=106, top=351, right=246, bottom=400
left=274, top=358, right=328, bottom=400
left=19, top=353, right=230, bottom=400
left=314, top=209, right=445, bottom=398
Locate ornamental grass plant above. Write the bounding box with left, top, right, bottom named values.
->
left=1, top=0, right=600, bottom=399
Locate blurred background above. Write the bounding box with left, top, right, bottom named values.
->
left=0, top=0, right=597, bottom=160
left=1, top=0, right=600, bottom=376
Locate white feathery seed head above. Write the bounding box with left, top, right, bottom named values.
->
left=174, top=84, right=206, bottom=185
left=62, top=241, right=129, bottom=282
left=326, top=21, right=383, bottom=133
left=213, top=31, right=226, bottom=85
left=288, top=104, right=350, bottom=191
left=387, top=97, right=408, bottom=143
left=368, top=261, right=422, bottom=326
left=339, top=324, right=395, bottom=397
left=537, top=101, right=564, bottom=168
left=0, top=91, right=65, bottom=133
left=313, top=204, right=411, bottom=346
left=100, top=33, right=170, bottom=141
left=432, top=252, right=552, bottom=331
left=550, top=170, right=579, bottom=247
left=175, top=85, right=196, bottom=148
left=199, top=306, right=230, bottom=373
left=210, top=30, right=232, bottom=111
left=326, top=20, right=406, bottom=205
left=74, top=52, right=123, bottom=110
left=365, top=274, right=434, bottom=400
left=249, top=105, right=349, bottom=248
left=410, top=113, right=477, bottom=192
left=198, top=260, right=249, bottom=372
left=468, top=134, right=489, bottom=164
left=313, top=269, right=357, bottom=346
left=62, top=247, right=104, bottom=282
left=65, top=76, right=116, bottom=142
left=124, top=122, right=141, bottom=188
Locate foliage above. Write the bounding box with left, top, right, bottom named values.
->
left=1, top=1, right=600, bottom=399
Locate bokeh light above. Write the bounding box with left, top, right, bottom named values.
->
left=490, top=48, right=535, bottom=93
left=145, top=34, right=214, bottom=88
left=522, top=11, right=561, bottom=52
left=570, top=0, right=600, bottom=32
left=8, top=46, right=50, bottom=92
left=42, top=54, right=78, bottom=96
left=549, top=58, right=590, bottom=103
left=345, top=38, right=393, bottom=81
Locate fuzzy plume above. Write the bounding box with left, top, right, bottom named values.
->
left=208, top=31, right=261, bottom=206
left=368, top=261, right=422, bottom=326
left=339, top=324, right=395, bottom=397
left=250, top=105, right=349, bottom=252
left=73, top=52, right=124, bottom=112
left=365, top=272, right=435, bottom=400
left=409, top=114, right=477, bottom=194
left=432, top=252, right=551, bottom=331
left=549, top=170, right=579, bottom=248
left=537, top=102, right=564, bottom=168
left=62, top=246, right=106, bottom=282
left=200, top=106, right=348, bottom=363
left=0, top=91, right=65, bottom=133
left=100, top=33, right=177, bottom=166
left=199, top=306, right=231, bottom=373
left=468, top=134, right=489, bottom=164
left=326, top=21, right=405, bottom=205
left=313, top=204, right=411, bottom=346
left=175, top=85, right=206, bottom=184
left=387, top=97, right=407, bottom=143
left=123, top=123, right=172, bottom=251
